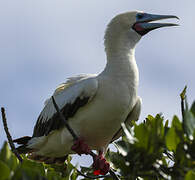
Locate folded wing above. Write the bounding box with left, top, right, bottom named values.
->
left=33, top=74, right=98, bottom=137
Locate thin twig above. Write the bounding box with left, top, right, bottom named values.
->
left=1, top=107, right=23, bottom=162
left=52, top=96, right=78, bottom=141
left=52, top=96, right=120, bottom=180
left=180, top=86, right=187, bottom=120
left=180, top=86, right=187, bottom=132
left=109, top=168, right=120, bottom=180
left=181, top=96, right=185, bottom=121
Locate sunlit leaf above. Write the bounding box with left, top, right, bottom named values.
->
left=165, top=127, right=180, bottom=152
left=172, top=116, right=182, bottom=131
left=0, top=160, right=10, bottom=180
left=70, top=168, right=78, bottom=180
left=0, top=142, right=19, bottom=171
left=0, top=142, right=12, bottom=164
left=134, top=123, right=149, bottom=150
left=185, top=170, right=195, bottom=180
left=180, top=86, right=187, bottom=100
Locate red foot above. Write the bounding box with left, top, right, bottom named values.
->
left=92, top=153, right=110, bottom=175
left=71, top=138, right=91, bottom=155
left=71, top=139, right=110, bottom=175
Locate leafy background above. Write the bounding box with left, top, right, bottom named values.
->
left=1, top=90, right=195, bottom=180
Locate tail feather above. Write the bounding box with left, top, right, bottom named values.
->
left=13, top=136, right=32, bottom=145
left=13, top=136, right=67, bottom=164
left=13, top=136, right=32, bottom=154
left=16, top=145, right=33, bottom=154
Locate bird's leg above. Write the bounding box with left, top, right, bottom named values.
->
left=93, top=150, right=110, bottom=175
left=71, top=139, right=110, bottom=175
left=71, top=138, right=91, bottom=155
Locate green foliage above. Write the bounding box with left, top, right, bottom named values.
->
left=1, top=89, right=195, bottom=180
left=0, top=143, right=79, bottom=180
left=109, top=112, right=195, bottom=180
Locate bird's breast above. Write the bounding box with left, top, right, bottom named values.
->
left=70, top=77, right=137, bottom=149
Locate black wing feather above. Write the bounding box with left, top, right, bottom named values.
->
left=32, top=96, right=90, bottom=137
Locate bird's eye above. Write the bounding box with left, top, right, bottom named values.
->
left=137, top=14, right=144, bottom=19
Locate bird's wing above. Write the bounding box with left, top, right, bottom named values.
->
left=111, top=97, right=142, bottom=142
left=33, top=74, right=98, bottom=137
left=43, top=74, right=96, bottom=106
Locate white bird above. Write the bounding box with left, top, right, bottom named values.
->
left=14, top=11, right=178, bottom=174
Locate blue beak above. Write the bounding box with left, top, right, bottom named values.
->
left=133, top=13, right=179, bottom=35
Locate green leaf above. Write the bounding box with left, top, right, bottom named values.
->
left=190, top=101, right=195, bottom=116
left=0, top=142, right=19, bottom=171
left=134, top=123, right=149, bottom=150
left=185, top=170, right=195, bottom=180
left=109, top=152, right=127, bottom=174
left=180, top=86, right=187, bottom=100
left=182, top=97, right=195, bottom=138
left=165, top=127, right=180, bottom=151
left=172, top=115, right=182, bottom=131
left=0, top=142, right=12, bottom=163
left=46, top=169, right=62, bottom=180
left=0, top=160, right=11, bottom=180
left=184, top=110, right=195, bottom=138
left=70, top=168, right=78, bottom=180
left=12, top=158, right=46, bottom=180
left=22, top=159, right=45, bottom=176
left=80, top=166, right=92, bottom=174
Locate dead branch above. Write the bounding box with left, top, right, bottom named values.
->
left=1, top=107, right=23, bottom=163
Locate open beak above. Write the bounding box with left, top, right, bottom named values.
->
left=133, top=13, right=179, bottom=36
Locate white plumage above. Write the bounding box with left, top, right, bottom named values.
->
left=14, top=11, right=178, bottom=162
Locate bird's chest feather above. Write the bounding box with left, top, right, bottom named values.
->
left=98, top=76, right=137, bottom=113
left=71, top=78, right=137, bottom=149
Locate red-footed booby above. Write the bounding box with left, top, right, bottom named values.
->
left=13, top=11, right=178, bottom=175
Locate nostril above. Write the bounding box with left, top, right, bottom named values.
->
left=137, top=13, right=144, bottom=19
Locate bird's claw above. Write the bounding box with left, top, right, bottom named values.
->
left=71, top=139, right=110, bottom=175
left=93, top=154, right=110, bottom=175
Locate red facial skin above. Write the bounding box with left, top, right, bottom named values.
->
left=133, top=23, right=145, bottom=32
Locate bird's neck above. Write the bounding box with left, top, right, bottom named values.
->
left=104, top=49, right=137, bottom=75
left=102, top=27, right=140, bottom=78
left=102, top=35, right=139, bottom=83
left=101, top=46, right=139, bottom=95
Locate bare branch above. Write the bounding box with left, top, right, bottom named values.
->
left=52, top=96, right=78, bottom=141
left=109, top=169, right=120, bottom=180
left=180, top=86, right=187, bottom=120
left=1, top=107, right=23, bottom=163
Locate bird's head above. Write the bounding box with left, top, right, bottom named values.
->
left=104, top=11, right=179, bottom=54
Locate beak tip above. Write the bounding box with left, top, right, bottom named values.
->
left=175, top=16, right=180, bottom=20
left=173, top=23, right=180, bottom=26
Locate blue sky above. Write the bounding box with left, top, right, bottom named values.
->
left=0, top=0, right=195, bottom=166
